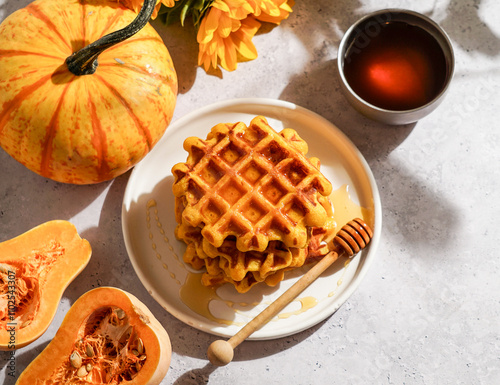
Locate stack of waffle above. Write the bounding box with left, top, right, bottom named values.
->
left=172, top=116, right=337, bottom=293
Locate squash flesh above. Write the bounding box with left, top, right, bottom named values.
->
left=0, top=241, right=63, bottom=330
left=16, top=287, right=171, bottom=385
left=0, top=220, right=92, bottom=350
left=46, top=306, right=149, bottom=383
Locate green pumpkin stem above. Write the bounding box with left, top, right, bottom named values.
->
left=66, top=0, right=157, bottom=76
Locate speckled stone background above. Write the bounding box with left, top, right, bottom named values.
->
left=1, top=0, right=499, bottom=384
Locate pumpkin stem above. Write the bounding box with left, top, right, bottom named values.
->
left=66, top=0, right=157, bottom=76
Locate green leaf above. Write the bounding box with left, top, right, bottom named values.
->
left=193, top=0, right=205, bottom=11
left=159, top=0, right=214, bottom=29
left=180, top=0, right=195, bottom=26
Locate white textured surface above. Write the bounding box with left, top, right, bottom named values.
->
left=1, top=1, right=499, bottom=384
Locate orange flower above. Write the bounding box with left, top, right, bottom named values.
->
left=249, top=0, right=294, bottom=24
left=197, top=0, right=259, bottom=72
left=197, top=0, right=293, bottom=72
left=117, top=0, right=177, bottom=19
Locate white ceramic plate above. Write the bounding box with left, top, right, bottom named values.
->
left=122, top=98, right=381, bottom=340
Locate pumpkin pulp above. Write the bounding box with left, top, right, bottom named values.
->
left=49, top=306, right=147, bottom=382
left=0, top=220, right=92, bottom=350
left=16, top=287, right=172, bottom=385
left=0, top=242, right=62, bottom=330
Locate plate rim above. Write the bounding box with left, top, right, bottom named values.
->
left=122, top=97, right=382, bottom=340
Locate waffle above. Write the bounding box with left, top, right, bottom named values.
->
left=176, top=195, right=336, bottom=293
left=202, top=261, right=287, bottom=293
left=172, top=116, right=333, bottom=253
left=180, top=222, right=335, bottom=293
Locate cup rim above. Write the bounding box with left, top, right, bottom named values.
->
left=337, top=8, right=455, bottom=116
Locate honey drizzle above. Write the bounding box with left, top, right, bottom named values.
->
left=277, top=296, right=318, bottom=319
left=144, top=184, right=373, bottom=326
left=330, top=184, right=373, bottom=231
left=146, top=199, right=182, bottom=286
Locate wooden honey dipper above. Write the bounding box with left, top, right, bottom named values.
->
left=207, top=218, right=374, bottom=366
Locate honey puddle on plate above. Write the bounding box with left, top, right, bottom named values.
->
left=175, top=184, right=373, bottom=326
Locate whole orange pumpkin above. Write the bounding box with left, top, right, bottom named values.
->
left=0, top=0, right=177, bottom=184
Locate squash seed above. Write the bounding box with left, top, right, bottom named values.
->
left=115, top=308, right=126, bottom=320
left=0, top=263, right=14, bottom=274
left=85, top=344, right=95, bottom=357
left=76, top=366, right=88, bottom=377
left=86, top=363, right=93, bottom=372
left=136, top=338, right=144, bottom=354
left=70, top=351, right=82, bottom=368
left=131, top=349, right=139, bottom=356
left=130, top=371, right=139, bottom=380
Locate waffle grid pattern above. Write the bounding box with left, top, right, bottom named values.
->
left=172, top=116, right=333, bottom=252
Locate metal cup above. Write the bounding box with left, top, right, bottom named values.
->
left=337, top=9, right=455, bottom=125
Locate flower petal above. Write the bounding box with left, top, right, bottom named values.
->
left=233, top=17, right=260, bottom=60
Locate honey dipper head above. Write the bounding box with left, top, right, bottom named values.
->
left=208, top=340, right=234, bottom=366
left=334, top=218, right=373, bottom=257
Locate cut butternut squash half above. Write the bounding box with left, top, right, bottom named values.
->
left=16, top=287, right=171, bottom=384
left=0, top=220, right=91, bottom=350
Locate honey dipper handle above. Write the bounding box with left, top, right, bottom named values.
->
left=207, top=218, right=373, bottom=366
left=208, top=251, right=340, bottom=366
left=230, top=250, right=339, bottom=347
left=211, top=251, right=338, bottom=349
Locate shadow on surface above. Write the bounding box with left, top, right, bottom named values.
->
left=151, top=18, right=200, bottom=94
left=440, top=0, right=500, bottom=57
left=278, top=34, right=459, bottom=255
left=172, top=363, right=215, bottom=385
left=0, top=151, right=111, bottom=241
left=279, top=58, right=416, bottom=155
left=0, top=339, right=50, bottom=384
left=172, top=316, right=329, bottom=384
left=0, top=0, right=32, bottom=16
